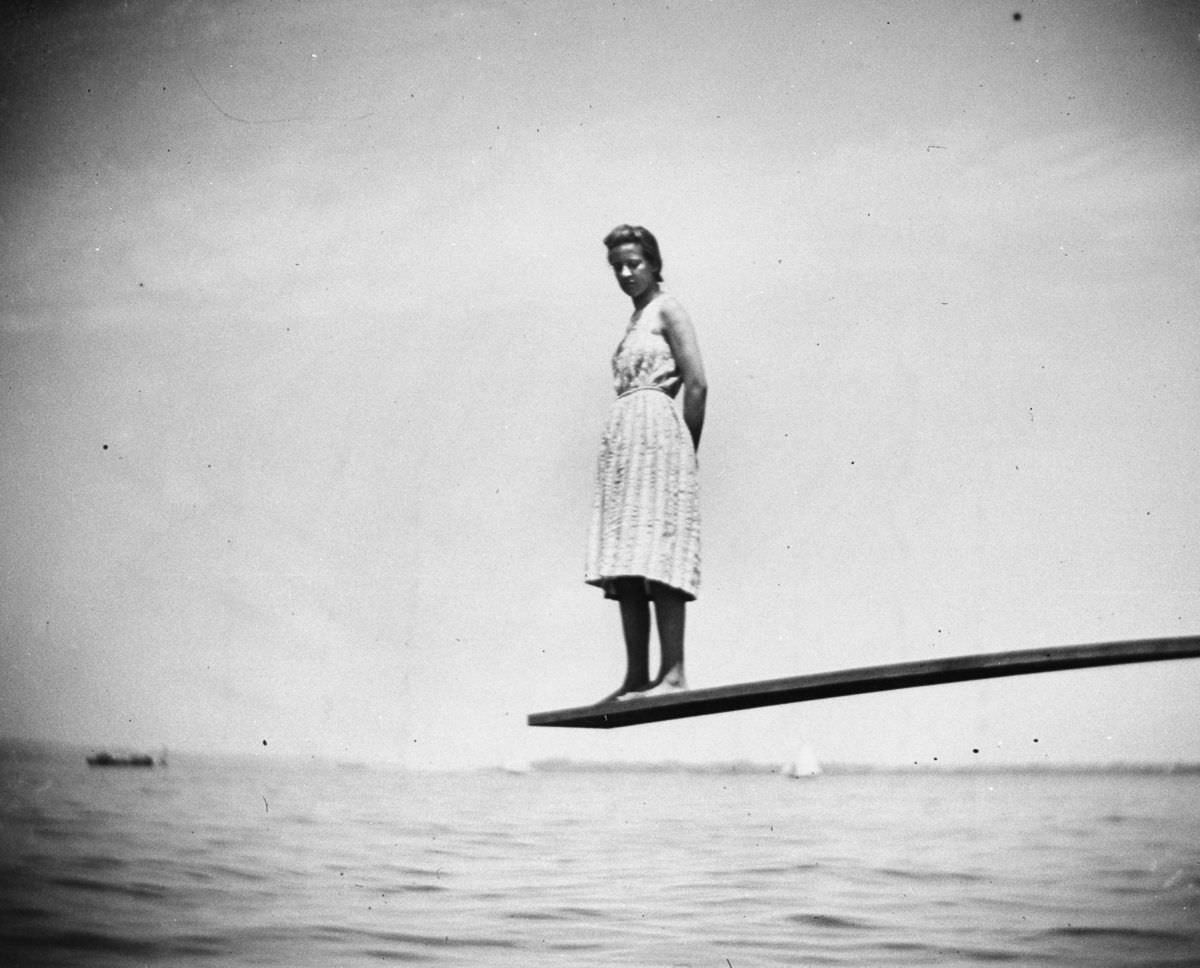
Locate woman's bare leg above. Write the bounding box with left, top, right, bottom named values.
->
left=651, top=588, right=688, bottom=688
left=600, top=579, right=654, bottom=701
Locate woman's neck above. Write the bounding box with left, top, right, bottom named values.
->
left=631, top=285, right=662, bottom=313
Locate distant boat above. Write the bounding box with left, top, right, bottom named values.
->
left=86, top=751, right=161, bottom=768
left=500, top=759, right=533, bottom=775
left=783, top=744, right=822, bottom=779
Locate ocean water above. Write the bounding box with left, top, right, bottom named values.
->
left=1, top=744, right=1198, bottom=967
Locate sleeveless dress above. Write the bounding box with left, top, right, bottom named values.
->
left=585, top=295, right=701, bottom=601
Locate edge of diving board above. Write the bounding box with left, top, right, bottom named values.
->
left=527, top=635, right=1200, bottom=729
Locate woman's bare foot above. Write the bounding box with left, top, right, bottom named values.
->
left=637, top=673, right=688, bottom=698
left=598, top=681, right=653, bottom=704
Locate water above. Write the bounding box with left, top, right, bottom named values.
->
left=2, top=743, right=1198, bottom=967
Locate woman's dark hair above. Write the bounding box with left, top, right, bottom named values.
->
left=603, top=224, right=663, bottom=282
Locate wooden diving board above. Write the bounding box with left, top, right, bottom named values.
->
left=527, top=635, right=1200, bottom=728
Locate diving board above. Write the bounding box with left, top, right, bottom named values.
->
left=527, top=635, right=1200, bottom=728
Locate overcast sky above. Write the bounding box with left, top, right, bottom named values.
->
left=2, top=0, right=1198, bottom=769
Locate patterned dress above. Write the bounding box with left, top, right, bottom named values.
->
left=585, top=295, right=701, bottom=601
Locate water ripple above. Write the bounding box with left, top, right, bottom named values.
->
left=2, top=752, right=1198, bottom=968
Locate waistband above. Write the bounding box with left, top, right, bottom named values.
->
left=617, top=384, right=671, bottom=399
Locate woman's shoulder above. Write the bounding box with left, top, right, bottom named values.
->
left=651, top=293, right=692, bottom=329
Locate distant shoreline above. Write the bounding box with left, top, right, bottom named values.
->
left=529, top=758, right=1200, bottom=777
left=3, top=738, right=1198, bottom=775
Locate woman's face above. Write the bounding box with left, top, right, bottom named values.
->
left=607, top=243, right=657, bottom=300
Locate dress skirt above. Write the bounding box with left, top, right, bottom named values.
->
left=585, top=387, right=701, bottom=601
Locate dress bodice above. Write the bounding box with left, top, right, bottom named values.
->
left=611, top=297, right=682, bottom=398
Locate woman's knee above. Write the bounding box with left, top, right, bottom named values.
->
left=647, top=581, right=687, bottom=606
left=613, top=577, right=648, bottom=601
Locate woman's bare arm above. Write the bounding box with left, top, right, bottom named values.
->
left=659, top=296, right=707, bottom=452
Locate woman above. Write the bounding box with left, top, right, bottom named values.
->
left=585, top=225, right=707, bottom=701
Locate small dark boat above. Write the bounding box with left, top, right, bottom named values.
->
left=86, top=752, right=156, bottom=767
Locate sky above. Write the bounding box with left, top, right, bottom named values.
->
left=1, top=0, right=1198, bottom=770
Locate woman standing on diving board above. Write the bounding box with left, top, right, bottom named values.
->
left=585, top=224, right=708, bottom=702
